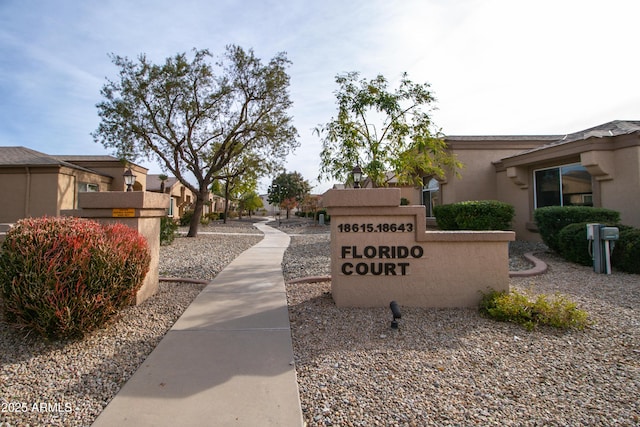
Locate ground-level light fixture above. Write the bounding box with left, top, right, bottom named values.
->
left=390, top=300, right=402, bottom=329
left=123, top=167, right=136, bottom=192
left=352, top=164, right=363, bottom=188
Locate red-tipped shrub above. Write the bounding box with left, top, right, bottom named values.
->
left=0, top=216, right=150, bottom=340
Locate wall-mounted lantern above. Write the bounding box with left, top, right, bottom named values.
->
left=123, top=167, right=136, bottom=192
left=352, top=165, right=363, bottom=189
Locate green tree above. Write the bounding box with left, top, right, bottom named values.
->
left=92, top=46, right=299, bottom=237
left=214, top=152, right=262, bottom=223
left=267, top=171, right=311, bottom=219
left=239, top=191, right=263, bottom=218
left=316, top=72, right=461, bottom=187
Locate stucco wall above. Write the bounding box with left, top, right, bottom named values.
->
left=0, top=166, right=116, bottom=223
left=0, top=170, right=28, bottom=222
left=600, top=145, right=640, bottom=227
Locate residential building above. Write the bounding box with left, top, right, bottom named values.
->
left=0, top=146, right=147, bottom=223
left=146, top=174, right=226, bottom=219
left=354, top=120, right=640, bottom=241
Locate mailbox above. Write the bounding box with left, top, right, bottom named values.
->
left=601, top=227, right=619, bottom=240
left=587, top=224, right=618, bottom=274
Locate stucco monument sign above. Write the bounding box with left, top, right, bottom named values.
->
left=323, top=188, right=515, bottom=308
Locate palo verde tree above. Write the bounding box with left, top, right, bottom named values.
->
left=267, top=171, right=311, bottom=219
left=316, top=72, right=461, bottom=187
left=93, top=46, right=299, bottom=236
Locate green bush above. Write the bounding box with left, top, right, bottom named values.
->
left=160, top=216, right=178, bottom=246
left=611, top=227, right=640, bottom=274
left=557, top=222, right=593, bottom=266
left=434, top=200, right=514, bottom=230
left=0, top=216, right=150, bottom=340
left=533, top=206, right=620, bottom=253
left=432, top=204, right=458, bottom=230
left=480, top=289, right=589, bottom=331
left=179, top=209, right=194, bottom=226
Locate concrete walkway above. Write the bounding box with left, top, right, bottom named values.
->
left=92, top=221, right=303, bottom=427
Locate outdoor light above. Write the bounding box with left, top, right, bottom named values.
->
left=390, top=300, right=402, bottom=329
left=352, top=164, right=363, bottom=188
left=123, top=167, right=136, bottom=192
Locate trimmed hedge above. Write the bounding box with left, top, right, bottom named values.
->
left=557, top=222, right=593, bottom=266
left=534, top=206, right=620, bottom=253
left=434, top=200, right=515, bottom=230
left=0, top=216, right=150, bottom=340
left=556, top=222, right=639, bottom=274
left=611, top=227, right=640, bottom=274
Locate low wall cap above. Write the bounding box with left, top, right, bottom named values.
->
left=322, top=188, right=401, bottom=208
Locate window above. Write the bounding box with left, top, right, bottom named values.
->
left=534, top=164, right=592, bottom=208
left=422, top=177, right=440, bottom=217
left=167, top=198, right=174, bottom=217
left=78, top=182, right=99, bottom=192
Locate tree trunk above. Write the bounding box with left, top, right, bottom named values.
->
left=187, top=194, right=205, bottom=237
left=223, top=181, right=230, bottom=224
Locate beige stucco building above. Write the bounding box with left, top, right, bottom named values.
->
left=359, top=120, right=640, bottom=241
left=0, top=147, right=147, bottom=223
left=146, top=174, right=227, bottom=219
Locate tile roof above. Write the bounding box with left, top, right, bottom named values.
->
left=146, top=174, right=179, bottom=191
left=508, top=120, right=640, bottom=157
left=0, top=146, right=66, bottom=166
left=0, top=146, right=111, bottom=176
left=445, top=135, right=562, bottom=142
left=52, top=154, right=120, bottom=162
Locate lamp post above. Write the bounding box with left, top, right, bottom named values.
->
left=352, top=165, right=363, bottom=189
left=123, top=167, right=136, bottom=192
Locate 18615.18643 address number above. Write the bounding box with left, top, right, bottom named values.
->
left=337, top=223, right=413, bottom=233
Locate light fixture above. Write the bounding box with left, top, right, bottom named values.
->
left=352, top=164, right=363, bottom=188
left=390, top=300, right=402, bottom=329
left=123, top=167, right=136, bottom=192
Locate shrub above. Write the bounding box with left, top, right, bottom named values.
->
left=160, top=216, right=178, bottom=246
left=611, top=227, right=640, bottom=274
left=533, top=206, right=620, bottom=253
left=434, top=200, right=514, bottom=230
left=432, top=204, right=458, bottom=230
left=0, top=216, right=150, bottom=340
left=480, top=289, right=589, bottom=331
left=557, top=222, right=593, bottom=266
left=179, top=209, right=194, bottom=226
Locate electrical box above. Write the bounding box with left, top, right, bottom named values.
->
left=601, top=227, right=619, bottom=241
left=586, top=223, right=598, bottom=240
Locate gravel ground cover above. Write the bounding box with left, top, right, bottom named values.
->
left=2, top=219, right=638, bottom=426
left=0, top=220, right=262, bottom=427
left=283, top=232, right=640, bottom=426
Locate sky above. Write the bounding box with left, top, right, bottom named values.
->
left=1, top=0, right=639, bottom=194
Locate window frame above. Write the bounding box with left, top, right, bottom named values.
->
left=533, top=162, right=592, bottom=209
left=78, top=182, right=99, bottom=192
left=421, top=177, right=440, bottom=218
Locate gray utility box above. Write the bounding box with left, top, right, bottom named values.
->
left=586, top=223, right=619, bottom=274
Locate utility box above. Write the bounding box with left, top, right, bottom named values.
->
left=587, top=223, right=619, bottom=274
